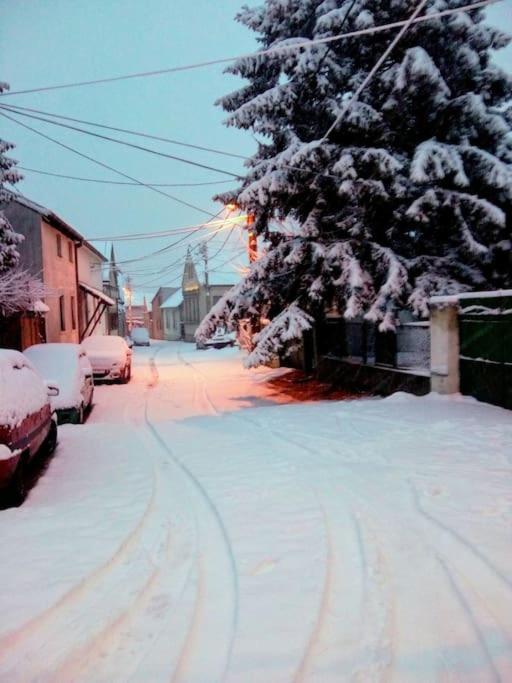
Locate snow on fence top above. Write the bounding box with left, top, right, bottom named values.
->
left=430, top=289, right=512, bottom=305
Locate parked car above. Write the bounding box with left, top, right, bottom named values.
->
left=24, top=343, right=94, bottom=424
left=204, top=327, right=237, bottom=350
left=131, top=327, right=150, bottom=347
left=81, top=335, right=132, bottom=383
left=0, top=349, right=58, bottom=506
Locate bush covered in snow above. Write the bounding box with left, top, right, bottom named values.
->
left=197, top=0, right=512, bottom=366
left=0, top=81, right=46, bottom=316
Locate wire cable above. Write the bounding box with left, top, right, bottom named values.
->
left=0, top=109, right=218, bottom=218
left=0, top=0, right=497, bottom=97
left=0, top=104, right=241, bottom=178
left=17, top=165, right=236, bottom=187
left=2, top=103, right=247, bottom=160
left=323, top=0, right=430, bottom=140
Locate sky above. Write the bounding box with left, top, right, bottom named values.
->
left=1, top=0, right=511, bottom=302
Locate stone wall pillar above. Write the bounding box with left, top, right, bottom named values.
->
left=430, top=302, right=460, bottom=394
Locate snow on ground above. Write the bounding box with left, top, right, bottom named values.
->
left=0, top=340, right=511, bottom=682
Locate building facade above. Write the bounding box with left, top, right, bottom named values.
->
left=151, top=253, right=239, bottom=342
left=0, top=196, right=114, bottom=350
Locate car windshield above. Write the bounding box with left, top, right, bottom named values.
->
left=82, top=336, right=125, bottom=351
left=24, top=346, right=78, bottom=390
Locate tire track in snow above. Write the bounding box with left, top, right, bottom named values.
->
left=234, top=411, right=392, bottom=683
left=176, top=350, right=219, bottom=417
left=145, top=347, right=239, bottom=683
left=409, top=482, right=512, bottom=593
left=437, top=557, right=502, bottom=683
left=0, top=447, right=160, bottom=665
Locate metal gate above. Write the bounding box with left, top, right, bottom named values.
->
left=459, top=294, right=512, bottom=410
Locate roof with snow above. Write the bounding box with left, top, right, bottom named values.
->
left=10, top=194, right=106, bottom=261
left=160, top=291, right=184, bottom=309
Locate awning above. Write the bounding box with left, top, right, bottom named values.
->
left=79, top=281, right=115, bottom=306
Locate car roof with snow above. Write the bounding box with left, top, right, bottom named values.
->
left=0, top=349, right=49, bottom=428
left=82, top=335, right=127, bottom=349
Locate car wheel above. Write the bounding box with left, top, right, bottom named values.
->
left=7, top=457, right=27, bottom=507
left=121, top=364, right=131, bottom=384
left=74, top=404, right=85, bottom=424
left=42, top=419, right=58, bottom=457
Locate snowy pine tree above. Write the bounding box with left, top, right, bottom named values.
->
left=196, top=0, right=512, bottom=366
left=0, top=82, right=23, bottom=272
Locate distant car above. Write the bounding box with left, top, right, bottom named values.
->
left=0, top=349, right=58, bottom=506
left=204, top=327, right=236, bottom=350
left=131, top=327, right=150, bottom=347
left=81, top=335, right=132, bottom=383
left=24, top=343, right=94, bottom=424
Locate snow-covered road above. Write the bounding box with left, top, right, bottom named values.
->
left=1, top=341, right=511, bottom=682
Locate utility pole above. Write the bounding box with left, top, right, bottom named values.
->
left=247, top=214, right=257, bottom=263
left=200, top=241, right=211, bottom=312
left=125, top=275, right=133, bottom=333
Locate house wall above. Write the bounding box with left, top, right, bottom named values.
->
left=41, top=220, right=79, bottom=343
left=162, top=307, right=182, bottom=341
left=181, top=283, right=233, bottom=341
left=77, top=245, right=107, bottom=336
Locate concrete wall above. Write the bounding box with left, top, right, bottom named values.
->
left=430, top=304, right=460, bottom=394
left=41, top=220, right=79, bottom=343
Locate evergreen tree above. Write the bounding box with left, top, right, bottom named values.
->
left=0, top=82, right=23, bottom=273
left=196, top=0, right=512, bottom=367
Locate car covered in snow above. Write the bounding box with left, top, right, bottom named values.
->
left=0, top=349, right=58, bottom=506
left=24, top=343, right=94, bottom=424
left=130, top=327, right=150, bottom=347
left=81, top=334, right=132, bottom=383
left=203, top=327, right=237, bottom=350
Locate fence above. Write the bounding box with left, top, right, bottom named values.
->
left=322, top=318, right=430, bottom=373
left=458, top=293, right=512, bottom=410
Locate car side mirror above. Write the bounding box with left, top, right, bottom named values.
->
left=46, top=381, right=60, bottom=397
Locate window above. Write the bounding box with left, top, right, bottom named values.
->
left=173, top=312, right=177, bottom=330
left=59, top=295, right=66, bottom=331
left=56, top=234, right=62, bottom=257
left=165, top=311, right=171, bottom=329
left=68, top=241, right=74, bottom=263
left=71, top=295, right=76, bottom=330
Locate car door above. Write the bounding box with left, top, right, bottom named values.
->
left=10, top=361, right=51, bottom=459
left=79, top=351, right=94, bottom=408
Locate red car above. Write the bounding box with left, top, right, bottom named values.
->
left=0, top=350, right=58, bottom=506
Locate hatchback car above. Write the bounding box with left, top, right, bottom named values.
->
left=131, top=327, right=150, bottom=347
left=81, top=335, right=132, bottom=383
left=24, top=343, right=94, bottom=424
left=0, top=349, right=58, bottom=506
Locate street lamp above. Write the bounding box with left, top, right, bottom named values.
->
left=225, top=202, right=257, bottom=263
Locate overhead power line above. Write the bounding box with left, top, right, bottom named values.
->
left=0, top=0, right=497, bottom=97
left=17, top=165, right=236, bottom=187
left=0, top=104, right=240, bottom=178
left=323, top=0, right=430, bottom=139
left=0, top=110, right=218, bottom=218
left=1, top=103, right=247, bottom=160
left=89, top=214, right=247, bottom=242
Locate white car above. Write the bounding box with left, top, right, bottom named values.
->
left=204, top=327, right=237, bottom=349
left=131, top=327, right=150, bottom=346
left=24, top=343, right=94, bottom=424
left=81, top=335, right=132, bottom=383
